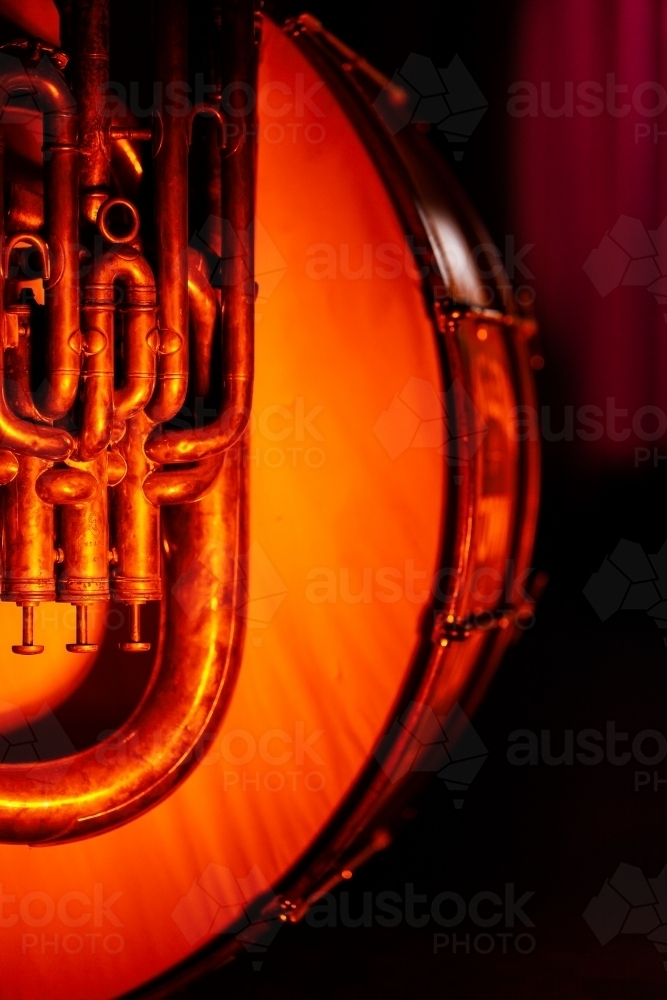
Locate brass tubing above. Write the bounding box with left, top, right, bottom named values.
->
left=0, top=57, right=81, bottom=419
left=77, top=317, right=114, bottom=461
left=41, top=137, right=81, bottom=420
left=56, top=451, right=110, bottom=607
left=107, top=448, right=127, bottom=485
left=0, top=382, right=73, bottom=461
left=0, top=0, right=256, bottom=844
left=3, top=303, right=37, bottom=420
left=0, top=55, right=85, bottom=421
left=0, top=334, right=72, bottom=460
left=110, top=411, right=161, bottom=605
left=142, top=249, right=223, bottom=502
left=2, top=456, right=56, bottom=619
left=0, top=438, right=247, bottom=842
left=3, top=233, right=51, bottom=283
left=203, top=2, right=223, bottom=268
left=0, top=450, right=18, bottom=485
left=143, top=454, right=223, bottom=506
left=80, top=246, right=157, bottom=459
left=188, top=248, right=218, bottom=399
left=35, top=467, right=98, bottom=505
left=109, top=126, right=153, bottom=142
left=114, top=304, right=158, bottom=422
left=144, top=0, right=257, bottom=463
left=145, top=0, right=189, bottom=424
left=6, top=185, right=44, bottom=234
left=71, top=0, right=111, bottom=223
left=0, top=153, right=73, bottom=459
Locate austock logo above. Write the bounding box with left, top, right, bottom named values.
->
left=0, top=882, right=124, bottom=956
left=189, top=213, right=288, bottom=322
left=374, top=701, right=488, bottom=808
left=0, top=51, right=74, bottom=147
left=172, top=864, right=283, bottom=970
left=583, top=538, right=667, bottom=646
left=307, top=881, right=536, bottom=956
left=583, top=215, right=667, bottom=317
left=0, top=701, right=74, bottom=780
left=373, top=376, right=487, bottom=481
left=584, top=863, right=667, bottom=971
left=172, top=540, right=287, bottom=646
left=373, top=53, right=488, bottom=159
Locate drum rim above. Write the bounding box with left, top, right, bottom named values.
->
left=120, top=13, right=541, bottom=999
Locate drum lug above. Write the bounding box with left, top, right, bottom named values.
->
left=434, top=608, right=516, bottom=646
left=277, top=828, right=393, bottom=924
left=431, top=573, right=546, bottom=646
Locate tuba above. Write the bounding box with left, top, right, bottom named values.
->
left=0, top=1, right=541, bottom=996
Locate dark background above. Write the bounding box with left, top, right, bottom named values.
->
left=172, top=2, right=667, bottom=997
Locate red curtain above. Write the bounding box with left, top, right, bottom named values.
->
left=513, top=0, right=667, bottom=464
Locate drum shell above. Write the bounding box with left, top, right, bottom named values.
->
left=128, top=17, right=541, bottom=995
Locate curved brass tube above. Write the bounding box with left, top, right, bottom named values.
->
left=3, top=232, right=51, bottom=283
left=107, top=448, right=127, bottom=485
left=0, top=440, right=246, bottom=843
left=3, top=236, right=51, bottom=425
left=79, top=246, right=157, bottom=459
left=0, top=340, right=73, bottom=461
left=0, top=357, right=73, bottom=459
left=0, top=53, right=81, bottom=419
left=142, top=454, right=222, bottom=506
left=145, top=376, right=251, bottom=463
left=4, top=304, right=45, bottom=424
left=35, top=467, right=98, bottom=505
left=0, top=225, right=73, bottom=459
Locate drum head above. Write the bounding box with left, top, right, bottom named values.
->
left=0, top=18, right=446, bottom=999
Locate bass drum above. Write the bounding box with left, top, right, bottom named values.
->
left=0, top=10, right=540, bottom=1000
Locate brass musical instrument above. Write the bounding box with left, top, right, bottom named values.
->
left=0, top=0, right=256, bottom=842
